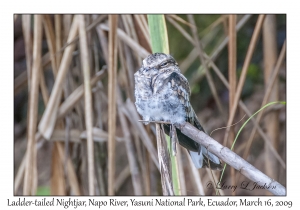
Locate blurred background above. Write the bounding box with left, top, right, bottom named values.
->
left=14, top=14, right=286, bottom=196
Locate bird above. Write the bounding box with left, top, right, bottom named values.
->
left=134, top=53, right=222, bottom=170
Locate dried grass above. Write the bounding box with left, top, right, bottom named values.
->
left=14, top=14, right=286, bottom=196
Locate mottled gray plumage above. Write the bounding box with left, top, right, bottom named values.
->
left=134, top=53, right=222, bottom=170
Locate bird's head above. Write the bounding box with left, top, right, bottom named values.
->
left=138, top=53, right=179, bottom=77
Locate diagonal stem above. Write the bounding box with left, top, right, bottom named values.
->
left=223, top=15, right=266, bottom=147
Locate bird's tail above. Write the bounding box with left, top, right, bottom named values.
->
left=189, top=146, right=223, bottom=170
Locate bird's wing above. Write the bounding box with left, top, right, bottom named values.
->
left=166, top=72, right=222, bottom=170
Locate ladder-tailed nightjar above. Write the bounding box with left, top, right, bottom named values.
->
left=134, top=53, right=222, bottom=170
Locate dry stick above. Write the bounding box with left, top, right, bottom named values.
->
left=190, top=15, right=252, bottom=87
left=92, top=35, right=106, bottom=195
left=132, top=128, right=148, bottom=193
left=145, top=150, right=152, bottom=195
left=14, top=71, right=28, bottom=95
left=79, top=133, right=89, bottom=195
left=55, top=15, right=62, bottom=67
left=21, top=14, right=32, bottom=91
left=63, top=15, right=73, bottom=42
left=170, top=16, right=284, bottom=168
left=167, top=14, right=226, bottom=46
left=43, top=15, right=58, bottom=77
left=15, top=152, right=26, bottom=194
left=207, top=57, right=286, bottom=169
left=164, top=16, right=197, bottom=73
left=23, top=14, right=43, bottom=196
left=134, top=15, right=151, bottom=48
left=167, top=15, right=251, bottom=79
left=114, top=165, right=131, bottom=192
left=228, top=15, right=237, bottom=116
left=14, top=52, right=51, bottom=95
left=122, top=15, right=133, bottom=41
left=127, top=117, right=159, bottom=196
left=23, top=17, right=39, bottom=194
left=62, top=75, right=71, bottom=190
left=124, top=104, right=158, bottom=194
left=108, top=14, right=118, bottom=196
left=57, top=69, right=106, bottom=120
left=223, top=15, right=266, bottom=147
left=51, top=129, right=81, bottom=143
left=86, top=15, right=108, bottom=32
left=92, top=23, right=106, bottom=195
left=170, top=131, right=182, bottom=195
left=123, top=44, right=136, bottom=101
left=117, top=42, right=131, bottom=100
left=56, top=142, right=81, bottom=195
left=55, top=14, right=106, bottom=65
left=40, top=15, right=57, bottom=107
left=156, top=124, right=174, bottom=195
left=204, top=168, right=215, bottom=195
left=100, top=24, right=150, bottom=58
left=139, top=14, right=150, bottom=36
left=210, top=15, right=252, bottom=62
left=166, top=17, right=195, bottom=45
left=124, top=100, right=159, bottom=169
left=123, top=15, right=142, bottom=66
left=57, top=15, right=108, bottom=56
left=80, top=127, right=123, bottom=142
left=38, top=16, right=79, bottom=140
left=262, top=104, right=284, bottom=117
left=92, top=32, right=101, bottom=79
left=167, top=15, right=225, bottom=52
left=51, top=141, right=66, bottom=195
left=118, top=35, right=143, bottom=195
left=163, top=48, right=286, bottom=200
left=39, top=70, right=49, bottom=105
left=87, top=25, right=98, bottom=195
left=176, top=122, right=286, bottom=195
left=228, top=14, right=237, bottom=196
left=179, top=49, right=198, bottom=74
left=202, top=45, right=285, bottom=168
left=144, top=138, right=153, bottom=196
left=120, top=16, right=138, bottom=99
left=181, top=15, right=227, bottom=193
left=47, top=54, right=68, bottom=195
left=73, top=63, right=86, bottom=131
left=78, top=15, right=95, bottom=196
left=201, top=15, right=228, bottom=37
left=184, top=149, right=204, bottom=195
left=262, top=16, right=280, bottom=187
left=117, top=89, right=143, bottom=195
left=95, top=144, right=106, bottom=195
left=167, top=14, right=196, bottom=29
left=187, top=15, right=226, bottom=122
left=94, top=18, right=109, bottom=64
left=43, top=17, right=79, bottom=194
left=176, top=145, right=186, bottom=195
left=86, top=15, right=95, bottom=77
left=49, top=128, right=124, bottom=143
left=243, top=40, right=286, bottom=163
left=204, top=168, right=224, bottom=196
left=15, top=133, right=42, bottom=194
left=186, top=35, right=285, bottom=169
left=51, top=133, right=66, bottom=195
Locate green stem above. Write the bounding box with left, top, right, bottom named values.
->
left=147, top=14, right=181, bottom=195
left=217, top=101, right=286, bottom=195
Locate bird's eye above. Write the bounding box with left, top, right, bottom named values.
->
left=160, top=62, right=168, bottom=67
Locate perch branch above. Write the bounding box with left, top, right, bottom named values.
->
left=175, top=122, right=286, bottom=196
